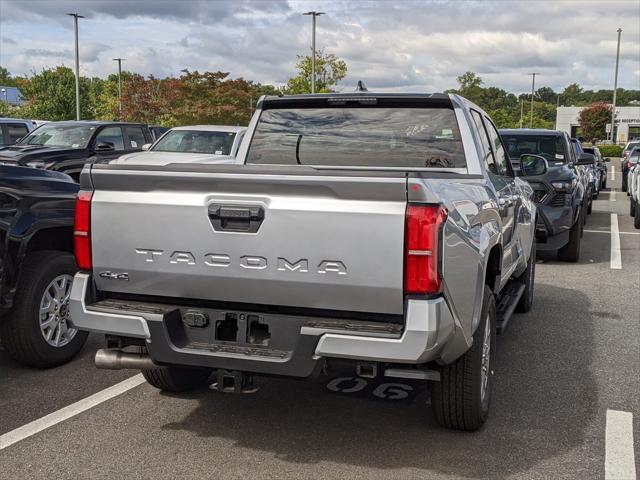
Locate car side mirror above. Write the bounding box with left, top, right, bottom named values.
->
left=141, top=143, right=152, bottom=151
left=605, top=157, right=610, bottom=162
left=576, top=153, right=596, bottom=165
left=519, top=154, right=548, bottom=177
left=95, top=142, right=115, bottom=152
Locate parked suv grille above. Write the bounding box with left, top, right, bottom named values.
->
left=550, top=193, right=569, bottom=207
left=529, top=182, right=550, bottom=204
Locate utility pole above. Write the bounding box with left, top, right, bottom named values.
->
left=555, top=94, right=560, bottom=129
left=611, top=28, right=622, bottom=143
left=112, top=58, right=126, bottom=119
left=303, top=11, right=324, bottom=94
left=67, top=13, right=84, bottom=120
left=528, top=72, right=538, bottom=128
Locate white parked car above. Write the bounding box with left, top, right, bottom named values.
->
left=112, top=125, right=247, bottom=166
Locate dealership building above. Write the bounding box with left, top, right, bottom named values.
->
left=555, top=105, right=640, bottom=143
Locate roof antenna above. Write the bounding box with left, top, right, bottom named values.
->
left=355, top=80, right=368, bottom=92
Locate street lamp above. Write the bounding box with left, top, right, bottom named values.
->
left=1, top=88, right=7, bottom=103
left=610, top=28, right=622, bottom=143
left=67, top=13, right=84, bottom=120
left=112, top=58, right=126, bottom=119
left=303, top=11, right=324, bottom=94
left=528, top=72, right=539, bottom=128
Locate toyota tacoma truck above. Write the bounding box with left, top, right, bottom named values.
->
left=0, top=165, right=88, bottom=367
left=499, top=129, right=594, bottom=262
left=69, top=92, right=544, bottom=431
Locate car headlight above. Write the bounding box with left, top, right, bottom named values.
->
left=551, top=178, right=577, bottom=192
left=26, top=160, right=47, bottom=169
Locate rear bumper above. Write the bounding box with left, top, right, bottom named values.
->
left=69, top=273, right=459, bottom=377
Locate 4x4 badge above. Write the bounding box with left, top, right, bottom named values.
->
left=98, top=271, right=130, bottom=281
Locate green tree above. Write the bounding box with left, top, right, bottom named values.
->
left=561, top=83, right=584, bottom=106
left=0, top=66, right=17, bottom=86
left=285, top=50, right=347, bottom=94
left=578, top=102, right=611, bottom=141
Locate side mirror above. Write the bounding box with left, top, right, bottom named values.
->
left=605, top=157, right=611, bottom=162
left=95, top=142, right=115, bottom=152
left=141, top=143, right=152, bottom=151
left=576, top=153, right=596, bottom=165
left=519, top=154, right=548, bottom=177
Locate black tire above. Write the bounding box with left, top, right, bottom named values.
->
left=515, top=242, right=535, bottom=313
left=635, top=204, right=640, bottom=229
left=432, top=286, right=496, bottom=432
left=142, top=366, right=212, bottom=392
left=622, top=179, right=627, bottom=192
left=587, top=199, right=593, bottom=214
left=630, top=199, right=636, bottom=217
left=602, top=179, right=607, bottom=190
left=0, top=251, right=88, bottom=368
left=558, top=215, right=581, bottom=262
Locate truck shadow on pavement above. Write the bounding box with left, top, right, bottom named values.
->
left=163, top=284, right=597, bottom=479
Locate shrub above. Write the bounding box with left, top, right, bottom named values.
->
left=597, top=145, right=623, bottom=157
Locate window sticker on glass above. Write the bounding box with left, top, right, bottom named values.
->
left=72, top=144, right=79, bottom=148
left=555, top=154, right=564, bottom=159
left=131, top=140, right=138, bottom=148
left=437, top=128, right=454, bottom=139
left=215, top=150, right=223, bottom=155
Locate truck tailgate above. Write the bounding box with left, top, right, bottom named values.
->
left=89, top=166, right=408, bottom=315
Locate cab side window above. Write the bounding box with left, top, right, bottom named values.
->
left=484, top=117, right=512, bottom=177
left=95, top=127, right=125, bottom=151
left=470, top=110, right=498, bottom=175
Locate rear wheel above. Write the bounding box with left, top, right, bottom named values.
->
left=558, top=215, right=581, bottom=262
left=635, top=204, right=640, bottom=229
left=630, top=199, right=636, bottom=217
left=431, top=286, right=496, bottom=432
left=142, top=366, right=212, bottom=392
left=0, top=251, right=88, bottom=368
left=515, top=242, right=535, bottom=313
left=602, top=178, right=607, bottom=190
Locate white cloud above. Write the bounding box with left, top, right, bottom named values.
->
left=0, top=0, right=638, bottom=93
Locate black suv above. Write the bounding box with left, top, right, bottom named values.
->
left=0, top=165, right=88, bottom=367
left=499, top=129, right=593, bottom=262
left=0, top=121, right=153, bottom=182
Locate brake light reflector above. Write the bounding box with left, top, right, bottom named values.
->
left=405, top=204, right=447, bottom=294
left=74, top=190, right=93, bottom=270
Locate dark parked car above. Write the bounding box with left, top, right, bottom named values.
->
left=583, top=146, right=608, bottom=190
left=0, top=165, right=88, bottom=367
left=149, top=125, right=170, bottom=142
left=0, top=121, right=153, bottom=182
left=0, top=118, right=34, bottom=146
left=500, top=129, right=591, bottom=262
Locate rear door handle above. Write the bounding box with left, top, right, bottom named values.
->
left=208, top=205, right=264, bottom=233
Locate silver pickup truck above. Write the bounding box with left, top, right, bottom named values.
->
left=69, top=92, right=545, bottom=431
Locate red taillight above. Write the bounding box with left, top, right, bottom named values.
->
left=74, top=190, right=93, bottom=270
left=405, top=204, right=447, bottom=295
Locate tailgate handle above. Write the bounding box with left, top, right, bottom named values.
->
left=208, top=205, right=264, bottom=233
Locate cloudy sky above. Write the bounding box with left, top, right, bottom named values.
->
left=0, top=0, right=639, bottom=94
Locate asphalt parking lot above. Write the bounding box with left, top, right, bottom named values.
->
left=0, top=167, right=638, bottom=480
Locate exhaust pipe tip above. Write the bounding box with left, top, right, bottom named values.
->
left=95, top=348, right=158, bottom=370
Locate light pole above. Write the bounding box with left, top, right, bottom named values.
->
left=1, top=88, right=6, bottom=103
left=555, top=94, right=560, bottom=129
left=519, top=98, right=524, bottom=128
left=112, top=58, right=126, bottom=119
left=67, top=13, right=84, bottom=120
left=528, top=72, right=538, bottom=128
left=610, top=28, right=622, bottom=143
left=303, top=11, right=324, bottom=94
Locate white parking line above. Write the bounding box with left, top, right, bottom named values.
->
left=610, top=214, right=622, bottom=269
left=585, top=229, right=640, bottom=236
left=611, top=165, right=616, bottom=181
left=605, top=410, right=636, bottom=480
left=0, top=374, right=145, bottom=451
left=611, top=189, right=616, bottom=202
